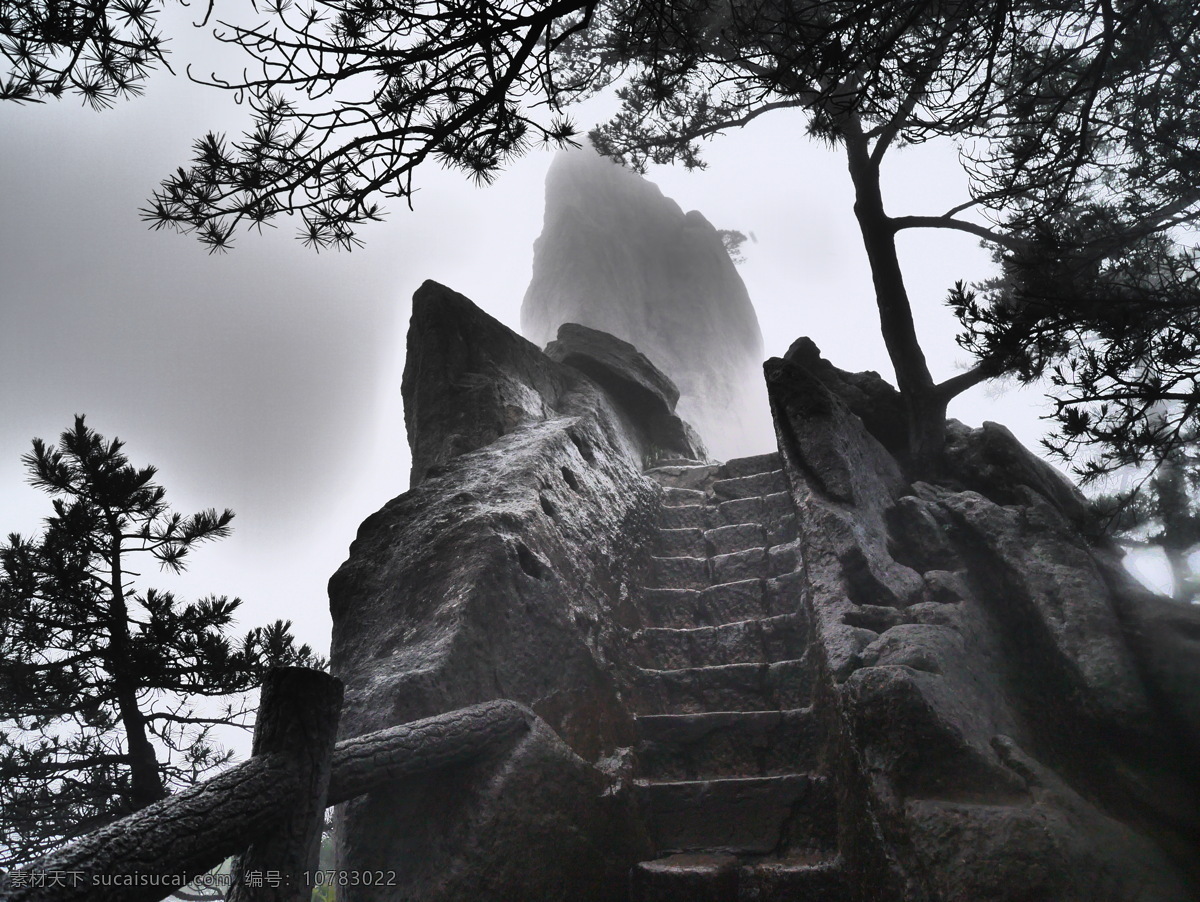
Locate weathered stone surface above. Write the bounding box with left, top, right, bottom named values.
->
left=784, top=335, right=908, bottom=457
left=656, top=527, right=707, bottom=557
left=1103, top=566, right=1200, bottom=758
left=630, top=853, right=739, bottom=902
left=342, top=274, right=1200, bottom=901
left=705, top=522, right=766, bottom=556
left=645, top=462, right=721, bottom=491
left=401, top=280, right=572, bottom=485
left=944, top=418, right=1094, bottom=527
left=700, top=579, right=768, bottom=624
left=521, top=145, right=773, bottom=460
left=659, top=503, right=706, bottom=530
left=635, top=708, right=821, bottom=779
left=636, top=774, right=826, bottom=854
left=334, top=284, right=702, bottom=899
left=764, top=355, right=906, bottom=511
left=766, top=352, right=1200, bottom=901
left=710, top=547, right=770, bottom=584
left=629, top=659, right=813, bottom=715
left=547, top=322, right=681, bottom=414
left=343, top=718, right=646, bottom=902
left=546, top=322, right=709, bottom=463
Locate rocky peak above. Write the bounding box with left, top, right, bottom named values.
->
left=521, top=145, right=774, bottom=460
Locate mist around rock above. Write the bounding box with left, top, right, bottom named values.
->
left=522, top=145, right=776, bottom=461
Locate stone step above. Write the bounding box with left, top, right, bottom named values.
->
left=712, top=493, right=796, bottom=530
left=736, top=855, right=848, bottom=901
left=712, top=496, right=766, bottom=528
left=646, top=463, right=722, bottom=491
left=721, top=453, right=784, bottom=479
left=709, top=548, right=769, bottom=585
left=648, top=556, right=710, bottom=591
left=630, top=852, right=846, bottom=902
left=655, top=527, right=707, bottom=558
left=650, top=457, right=708, bottom=468
left=662, top=486, right=707, bottom=508
left=764, top=514, right=798, bottom=547
left=647, top=545, right=800, bottom=592
left=629, top=853, right=738, bottom=902
left=658, top=503, right=706, bottom=530
left=762, top=573, right=805, bottom=619
left=632, top=614, right=808, bottom=670
left=712, top=471, right=787, bottom=501
left=701, top=580, right=770, bottom=625
left=635, top=774, right=835, bottom=855
left=628, top=658, right=815, bottom=715
left=639, top=582, right=765, bottom=629
left=657, top=525, right=794, bottom=560
left=638, top=576, right=805, bottom=629
left=639, top=588, right=703, bottom=629
left=635, top=708, right=822, bottom=780
left=706, top=523, right=767, bottom=556
left=711, top=542, right=800, bottom=583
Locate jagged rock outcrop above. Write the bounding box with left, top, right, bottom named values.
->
left=331, top=281, right=696, bottom=900
left=521, top=145, right=773, bottom=460
left=767, top=350, right=1200, bottom=901
left=331, top=281, right=1199, bottom=900
left=546, top=323, right=708, bottom=464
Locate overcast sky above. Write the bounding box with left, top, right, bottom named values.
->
left=0, top=14, right=1167, bottom=670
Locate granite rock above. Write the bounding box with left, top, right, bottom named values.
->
left=546, top=322, right=707, bottom=463
left=333, top=284, right=678, bottom=899
left=766, top=354, right=1200, bottom=901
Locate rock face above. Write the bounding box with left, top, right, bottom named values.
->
left=331, top=281, right=695, bottom=900
left=521, top=145, right=773, bottom=461
left=767, top=348, right=1200, bottom=901
left=330, top=281, right=1199, bottom=900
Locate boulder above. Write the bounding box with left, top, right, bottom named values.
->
left=943, top=418, right=1094, bottom=528
left=402, top=280, right=573, bottom=485
left=547, top=323, right=708, bottom=463
left=547, top=322, right=681, bottom=416
left=783, top=336, right=908, bottom=457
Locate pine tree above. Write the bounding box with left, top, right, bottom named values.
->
left=0, top=415, right=322, bottom=868
left=1093, top=443, right=1200, bottom=604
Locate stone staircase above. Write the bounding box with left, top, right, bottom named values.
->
left=627, top=453, right=845, bottom=901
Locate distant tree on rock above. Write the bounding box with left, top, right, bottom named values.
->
left=716, top=229, right=750, bottom=266
left=4, top=1, right=1200, bottom=480
left=1093, top=443, right=1200, bottom=603
left=0, top=416, right=322, bottom=868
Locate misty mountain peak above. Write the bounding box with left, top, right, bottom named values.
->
left=521, top=145, right=772, bottom=460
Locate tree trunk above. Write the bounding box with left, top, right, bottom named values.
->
left=1155, top=456, right=1198, bottom=603
left=105, top=532, right=166, bottom=811
left=227, top=668, right=343, bottom=902
left=841, top=116, right=946, bottom=472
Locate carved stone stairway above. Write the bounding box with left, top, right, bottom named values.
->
left=627, top=453, right=845, bottom=902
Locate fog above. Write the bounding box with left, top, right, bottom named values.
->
left=0, top=19, right=1173, bottom=677
left=521, top=146, right=776, bottom=460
